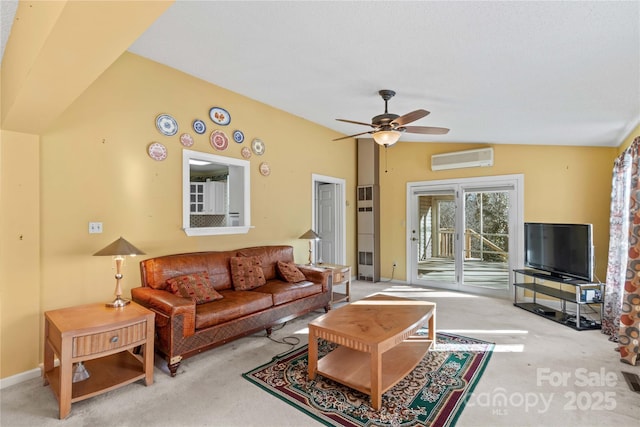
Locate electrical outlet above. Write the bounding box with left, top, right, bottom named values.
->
left=393, top=261, right=397, bottom=268
left=88, top=222, right=103, bottom=234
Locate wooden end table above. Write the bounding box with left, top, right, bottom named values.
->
left=308, top=294, right=436, bottom=410
left=315, top=263, right=351, bottom=306
left=43, top=302, right=155, bottom=419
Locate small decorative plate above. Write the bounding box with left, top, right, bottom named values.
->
left=209, top=107, right=231, bottom=126
left=148, top=142, right=168, bottom=161
left=192, top=119, right=206, bottom=134
left=241, top=146, right=252, bottom=159
left=210, top=130, right=229, bottom=151
left=156, top=114, right=178, bottom=136
left=233, top=130, right=244, bottom=143
left=252, top=138, right=265, bottom=155
left=259, top=162, right=271, bottom=176
left=180, top=133, right=194, bottom=147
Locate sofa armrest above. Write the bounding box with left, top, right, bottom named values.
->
left=131, top=287, right=196, bottom=337
left=296, top=266, right=332, bottom=292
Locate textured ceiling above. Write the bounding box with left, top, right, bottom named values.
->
left=0, top=0, right=18, bottom=61
left=3, top=1, right=639, bottom=147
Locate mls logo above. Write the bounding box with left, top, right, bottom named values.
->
left=492, top=408, right=508, bottom=416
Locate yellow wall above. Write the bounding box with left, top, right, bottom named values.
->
left=37, top=51, right=357, bottom=312
left=378, top=143, right=617, bottom=281
left=0, top=50, right=357, bottom=379
left=1, top=0, right=173, bottom=133
left=0, top=130, right=41, bottom=376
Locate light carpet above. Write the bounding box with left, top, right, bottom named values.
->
left=243, top=332, right=494, bottom=426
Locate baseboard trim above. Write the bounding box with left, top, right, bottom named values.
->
left=0, top=358, right=60, bottom=390
left=378, top=278, right=408, bottom=284
left=0, top=367, right=41, bottom=390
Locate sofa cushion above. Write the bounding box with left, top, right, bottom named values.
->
left=237, top=246, right=294, bottom=281
left=166, top=272, right=223, bottom=304
left=276, top=261, right=306, bottom=283
left=256, top=279, right=322, bottom=306
left=194, top=289, right=273, bottom=329
left=230, top=256, right=266, bottom=290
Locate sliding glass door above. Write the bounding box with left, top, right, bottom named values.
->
left=412, top=187, right=458, bottom=287
left=461, top=189, right=511, bottom=292
left=408, top=175, right=523, bottom=297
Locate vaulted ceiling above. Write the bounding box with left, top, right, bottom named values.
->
left=3, top=1, right=639, bottom=147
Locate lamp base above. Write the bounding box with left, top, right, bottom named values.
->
left=106, top=296, right=130, bottom=308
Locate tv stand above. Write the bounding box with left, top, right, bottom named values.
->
left=513, top=269, right=604, bottom=331
left=530, top=271, right=572, bottom=282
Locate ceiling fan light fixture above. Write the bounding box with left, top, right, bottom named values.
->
left=335, top=89, right=447, bottom=143
left=373, top=130, right=401, bottom=146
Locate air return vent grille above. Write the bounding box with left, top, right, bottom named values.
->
left=431, top=147, right=494, bottom=171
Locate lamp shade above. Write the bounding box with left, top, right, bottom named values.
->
left=298, top=229, right=320, bottom=240
left=372, top=130, right=401, bottom=146
left=93, top=237, right=145, bottom=256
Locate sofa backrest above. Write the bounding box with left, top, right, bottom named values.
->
left=140, top=250, right=237, bottom=291
left=139, top=245, right=295, bottom=291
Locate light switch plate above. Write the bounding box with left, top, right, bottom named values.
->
left=89, top=222, right=103, bottom=234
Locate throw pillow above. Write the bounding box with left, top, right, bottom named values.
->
left=166, top=271, right=223, bottom=304
left=230, top=256, right=266, bottom=290
left=277, top=261, right=306, bottom=283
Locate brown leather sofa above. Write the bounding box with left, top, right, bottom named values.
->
left=131, top=245, right=331, bottom=376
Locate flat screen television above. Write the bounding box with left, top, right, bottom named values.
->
left=524, top=222, right=594, bottom=282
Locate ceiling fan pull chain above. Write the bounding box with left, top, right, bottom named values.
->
left=385, top=145, right=388, bottom=173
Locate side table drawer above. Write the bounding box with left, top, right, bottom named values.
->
left=333, top=269, right=349, bottom=283
left=73, top=321, right=147, bottom=357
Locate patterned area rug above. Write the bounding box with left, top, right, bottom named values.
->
left=243, top=332, right=494, bottom=426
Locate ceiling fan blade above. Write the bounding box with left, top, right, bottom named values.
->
left=402, top=125, right=450, bottom=135
left=391, top=109, right=430, bottom=127
left=332, top=130, right=374, bottom=141
left=336, top=118, right=375, bottom=128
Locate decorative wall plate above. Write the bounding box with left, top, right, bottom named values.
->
left=241, top=146, right=252, bottom=159
left=192, top=119, right=206, bottom=134
left=209, top=107, right=231, bottom=126
left=180, top=133, right=194, bottom=147
left=156, top=114, right=178, bottom=136
left=259, top=162, right=271, bottom=176
left=233, top=130, right=244, bottom=143
left=210, top=130, right=229, bottom=151
left=251, top=138, right=265, bottom=155
left=148, top=142, right=168, bottom=161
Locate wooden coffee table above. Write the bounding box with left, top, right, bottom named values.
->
left=307, top=294, right=436, bottom=410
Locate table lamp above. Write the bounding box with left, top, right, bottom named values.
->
left=298, top=229, right=320, bottom=265
left=94, top=237, right=145, bottom=308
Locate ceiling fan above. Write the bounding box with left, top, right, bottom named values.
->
left=333, top=89, right=449, bottom=146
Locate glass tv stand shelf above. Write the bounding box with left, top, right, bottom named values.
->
left=513, top=269, right=604, bottom=331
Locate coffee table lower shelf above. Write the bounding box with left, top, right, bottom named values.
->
left=316, top=338, right=432, bottom=397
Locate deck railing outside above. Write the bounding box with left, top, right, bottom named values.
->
left=437, top=228, right=508, bottom=261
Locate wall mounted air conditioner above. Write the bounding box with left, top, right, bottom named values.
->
left=431, top=147, right=494, bottom=171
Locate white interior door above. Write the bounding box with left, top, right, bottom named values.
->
left=317, top=183, right=337, bottom=264
left=312, top=174, right=346, bottom=265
